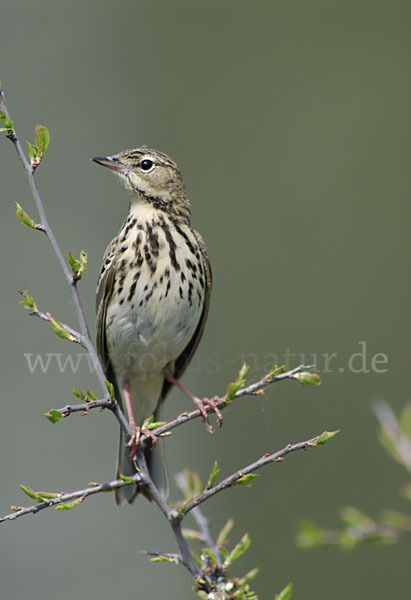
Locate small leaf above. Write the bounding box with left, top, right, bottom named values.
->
left=67, top=250, right=88, bottom=280
left=182, top=528, right=202, bottom=541
left=35, top=125, right=50, bottom=156
left=310, top=430, right=340, bottom=446
left=55, top=497, right=83, bottom=510
left=217, top=518, right=234, bottom=546
left=223, top=533, right=250, bottom=568
left=275, top=583, right=293, bottom=600
left=201, top=548, right=218, bottom=566
left=235, top=473, right=259, bottom=487
left=206, top=460, right=220, bottom=489
left=26, top=140, right=39, bottom=165
left=72, top=387, right=86, bottom=401
left=44, top=409, right=63, bottom=424
left=268, top=364, right=286, bottom=378
left=18, top=289, right=38, bottom=312
left=293, top=371, right=322, bottom=385
left=142, top=415, right=167, bottom=430
left=37, top=491, right=60, bottom=500
left=295, top=520, right=326, bottom=549
left=381, top=509, right=411, bottom=530
left=49, top=315, right=77, bottom=342
left=15, top=202, right=36, bottom=228
left=20, top=485, right=42, bottom=502
left=339, top=506, right=375, bottom=529
left=225, top=362, right=249, bottom=401
left=85, top=389, right=97, bottom=401
left=119, top=474, right=135, bottom=483
left=105, top=379, right=115, bottom=400
left=149, top=553, right=180, bottom=564
left=0, top=109, right=13, bottom=132
left=243, top=567, right=260, bottom=583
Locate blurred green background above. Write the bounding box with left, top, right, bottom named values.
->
left=1, top=1, right=410, bottom=598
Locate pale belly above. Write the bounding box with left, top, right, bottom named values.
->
left=106, top=277, right=202, bottom=381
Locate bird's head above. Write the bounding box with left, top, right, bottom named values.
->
left=92, top=147, right=190, bottom=221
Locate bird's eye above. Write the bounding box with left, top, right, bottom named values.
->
left=140, top=159, right=155, bottom=172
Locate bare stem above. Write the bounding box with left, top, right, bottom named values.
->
left=181, top=435, right=322, bottom=516
left=0, top=89, right=107, bottom=396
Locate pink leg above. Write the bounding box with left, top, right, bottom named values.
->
left=122, top=382, right=157, bottom=457
left=122, top=381, right=140, bottom=457
left=164, top=372, right=223, bottom=433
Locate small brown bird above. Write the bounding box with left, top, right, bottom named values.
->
left=94, top=148, right=212, bottom=504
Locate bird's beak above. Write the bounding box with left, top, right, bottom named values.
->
left=92, top=155, right=126, bottom=173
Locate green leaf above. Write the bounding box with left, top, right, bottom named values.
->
left=20, top=485, right=42, bottom=502
left=182, top=528, right=202, bottom=541
left=311, top=430, right=340, bottom=446
left=381, top=509, right=411, bottom=530
left=275, top=583, right=293, bottom=600
left=235, top=473, right=259, bottom=487
left=150, top=553, right=180, bottom=564
left=15, top=201, right=37, bottom=228
left=72, top=387, right=86, bottom=401
left=217, top=517, right=234, bottom=546
left=44, top=409, right=63, bottom=424
left=243, top=567, right=260, bottom=583
left=119, top=474, right=135, bottom=483
left=399, top=403, right=411, bottom=437
left=268, top=364, right=286, bottom=378
left=293, top=371, right=322, bottom=385
left=55, top=498, right=83, bottom=510
left=67, top=250, right=88, bottom=280
left=35, top=125, right=50, bottom=156
left=105, top=379, right=115, bottom=400
left=223, top=533, right=250, bottom=568
left=49, top=316, right=77, bottom=342
left=85, top=389, right=97, bottom=401
left=340, top=506, right=374, bottom=528
left=225, top=362, right=249, bottom=401
left=37, top=491, right=60, bottom=500
left=295, top=520, right=326, bottom=549
left=142, top=415, right=167, bottom=430
left=206, top=460, right=220, bottom=489
left=18, top=289, right=38, bottom=312
left=26, top=140, right=39, bottom=165
left=201, top=548, right=218, bottom=566
left=0, top=109, right=13, bottom=132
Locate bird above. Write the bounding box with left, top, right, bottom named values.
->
left=93, top=147, right=214, bottom=504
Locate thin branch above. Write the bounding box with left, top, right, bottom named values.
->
left=133, top=447, right=201, bottom=577
left=57, top=398, right=131, bottom=437
left=0, top=89, right=107, bottom=396
left=181, top=435, right=322, bottom=516
left=0, top=476, right=139, bottom=524
left=191, top=506, right=222, bottom=563
left=28, top=308, right=85, bottom=348
left=373, top=399, right=411, bottom=471
left=0, top=433, right=323, bottom=526
left=54, top=364, right=314, bottom=434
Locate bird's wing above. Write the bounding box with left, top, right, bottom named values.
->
left=96, top=237, right=118, bottom=387
left=161, top=229, right=212, bottom=401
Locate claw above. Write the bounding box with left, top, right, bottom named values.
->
left=127, top=426, right=158, bottom=458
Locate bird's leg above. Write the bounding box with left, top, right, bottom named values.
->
left=122, top=382, right=158, bottom=458
left=164, top=372, right=223, bottom=433
left=122, top=381, right=140, bottom=457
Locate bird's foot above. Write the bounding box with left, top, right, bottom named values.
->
left=192, top=395, right=223, bottom=434
left=128, top=425, right=158, bottom=458
left=127, top=424, right=141, bottom=458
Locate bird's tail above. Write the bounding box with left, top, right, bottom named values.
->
left=114, top=409, right=168, bottom=505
